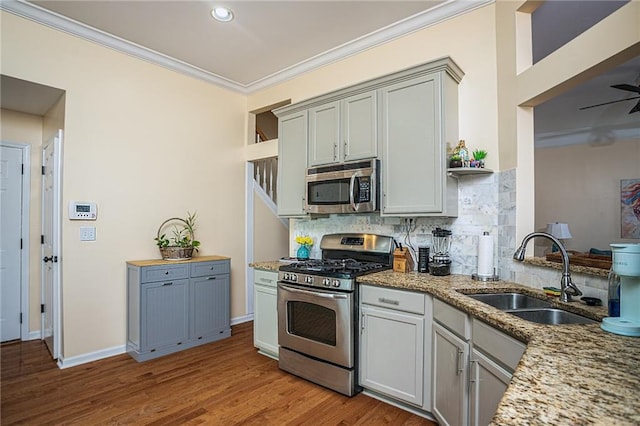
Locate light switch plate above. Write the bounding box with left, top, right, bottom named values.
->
left=80, top=226, right=96, bottom=241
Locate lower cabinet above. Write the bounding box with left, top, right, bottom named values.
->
left=432, top=299, right=526, bottom=426
left=432, top=322, right=470, bottom=426
left=127, top=256, right=231, bottom=361
left=469, top=349, right=512, bottom=426
left=359, top=285, right=432, bottom=410
left=253, top=269, right=279, bottom=358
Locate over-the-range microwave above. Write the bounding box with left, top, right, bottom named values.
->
left=304, top=159, right=378, bottom=214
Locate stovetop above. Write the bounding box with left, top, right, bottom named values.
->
left=280, top=258, right=389, bottom=277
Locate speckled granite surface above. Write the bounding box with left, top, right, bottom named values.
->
left=525, top=256, right=609, bottom=278
left=250, top=261, right=283, bottom=272
left=250, top=262, right=640, bottom=424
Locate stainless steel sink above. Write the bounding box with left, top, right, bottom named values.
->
left=507, top=308, right=597, bottom=325
left=466, top=292, right=552, bottom=310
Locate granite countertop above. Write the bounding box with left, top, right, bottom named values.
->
left=250, top=261, right=640, bottom=424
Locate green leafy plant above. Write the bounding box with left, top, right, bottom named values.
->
left=472, top=149, right=488, bottom=160
left=450, top=154, right=461, bottom=161
left=155, top=212, right=201, bottom=252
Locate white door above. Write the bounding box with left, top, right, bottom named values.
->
left=42, top=130, right=62, bottom=359
left=0, top=145, right=24, bottom=342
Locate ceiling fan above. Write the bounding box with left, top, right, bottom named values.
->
left=579, top=83, right=640, bottom=114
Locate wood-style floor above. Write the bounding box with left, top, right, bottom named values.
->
left=1, top=322, right=436, bottom=425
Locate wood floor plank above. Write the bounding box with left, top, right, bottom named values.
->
left=1, top=322, right=436, bottom=425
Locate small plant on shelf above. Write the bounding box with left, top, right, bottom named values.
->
left=155, top=211, right=201, bottom=260
left=449, top=154, right=463, bottom=168
left=472, top=149, right=488, bottom=168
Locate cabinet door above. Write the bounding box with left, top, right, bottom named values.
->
left=309, top=101, right=340, bottom=166
left=432, top=322, right=469, bottom=426
left=360, top=305, right=424, bottom=406
left=141, top=279, right=189, bottom=352
left=381, top=73, right=444, bottom=215
left=343, top=91, right=377, bottom=162
left=191, top=274, right=230, bottom=340
left=469, top=349, right=511, bottom=426
left=254, top=283, right=278, bottom=358
left=277, top=111, right=308, bottom=216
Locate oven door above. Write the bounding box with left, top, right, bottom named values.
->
left=277, top=283, right=354, bottom=368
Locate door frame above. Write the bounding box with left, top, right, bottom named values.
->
left=0, top=141, right=31, bottom=340
left=41, top=130, right=62, bottom=359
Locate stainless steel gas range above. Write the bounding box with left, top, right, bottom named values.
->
left=277, top=233, right=394, bottom=396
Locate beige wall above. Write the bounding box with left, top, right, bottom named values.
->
left=0, top=109, right=44, bottom=332
left=1, top=12, right=247, bottom=358
left=253, top=193, right=288, bottom=262
left=248, top=4, right=501, bottom=171
left=535, top=138, right=640, bottom=254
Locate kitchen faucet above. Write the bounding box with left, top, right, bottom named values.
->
left=513, top=232, right=582, bottom=302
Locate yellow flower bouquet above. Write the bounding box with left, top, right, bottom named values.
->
left=295, top=235, right=314, bottom=247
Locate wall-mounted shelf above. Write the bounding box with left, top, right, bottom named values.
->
left=447, top=167, right=493, bottom=177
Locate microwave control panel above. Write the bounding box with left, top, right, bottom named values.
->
left=357, top=178, right=371, bottom=202
left=69, top=201, right=97, bottom=220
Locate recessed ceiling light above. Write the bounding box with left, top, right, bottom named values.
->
left=211, top=7, right=234, bottom=22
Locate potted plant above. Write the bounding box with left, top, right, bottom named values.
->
left=472, top=149, right=488, bottom=168
left=449, top=154, right=463, bottom=168
left=155, top=212, right=201, bottom=260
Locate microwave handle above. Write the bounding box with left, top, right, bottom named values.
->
left=349, top=173, right=360, bottom=212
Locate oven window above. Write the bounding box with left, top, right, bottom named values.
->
left=308, top=179, right=350, bottom=205
left=287, top=301, right=336, bottom=346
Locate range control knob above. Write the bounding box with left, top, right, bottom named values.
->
left=290, top=273, right=298, bottom=282
left=305, top=276, right=313, bottom=284
left=283, top=273, right=290, bottom=280
left=332, top=280, right=341, bottom=287
left=322, top=278, right=331, bottom=286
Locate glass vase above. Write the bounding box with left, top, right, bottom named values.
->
left=296, top=245, right=310, bottom=260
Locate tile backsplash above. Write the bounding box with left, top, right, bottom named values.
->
left=291, top=168, right=607, bottom=297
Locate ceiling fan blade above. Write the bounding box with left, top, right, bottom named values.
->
left=579, top=96, right=640, bottom=110
left=611, top=84, right=640, bottom=93
left=629, top=99, right=640, bottom=114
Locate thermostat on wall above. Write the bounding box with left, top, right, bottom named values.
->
left=69, top=201, right=97, bottom=220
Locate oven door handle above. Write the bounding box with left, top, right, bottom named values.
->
left=279, top=284, right=348, bottom=300
left=349, top=173, right=360, bottom=212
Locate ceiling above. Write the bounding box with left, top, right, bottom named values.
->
left=4, top=0, right=489, bottom=92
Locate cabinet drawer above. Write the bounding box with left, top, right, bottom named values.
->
left=191, top=260, right=230, bottom=277
left=141, top=264, right=189, bottom=283
left=255, top=269, right=278, bottom=287
left=361, top=285, right=425, bottom=315
left=433, top=298, right=471, bottom=340
left=472, top=318, right=525, bottom=372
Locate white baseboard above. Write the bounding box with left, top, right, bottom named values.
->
left=231, top=314, right=253, bottom=325
left=25, top=330, right=42, bottom=341
left=57, top=345, right=126, bottom=369
left=51, top=314, right=253, bottom=369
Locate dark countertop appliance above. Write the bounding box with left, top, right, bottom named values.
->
left=277, top=233, right=394, bottom=396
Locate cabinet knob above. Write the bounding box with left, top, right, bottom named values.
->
left=165, top=271, right=169, bottom=275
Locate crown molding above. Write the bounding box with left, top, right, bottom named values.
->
left=1, top=0, right=493, bottom=94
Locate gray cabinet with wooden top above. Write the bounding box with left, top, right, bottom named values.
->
left=127, top=256, right=231, bottom=361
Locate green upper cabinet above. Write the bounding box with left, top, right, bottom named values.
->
left=276, top=110, right=308, bottom=217
left=275, top=57, right=463, bottom=218
left=380, top=63, right=461, bottom=217
left=308, top=91, right=377, bottom=167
